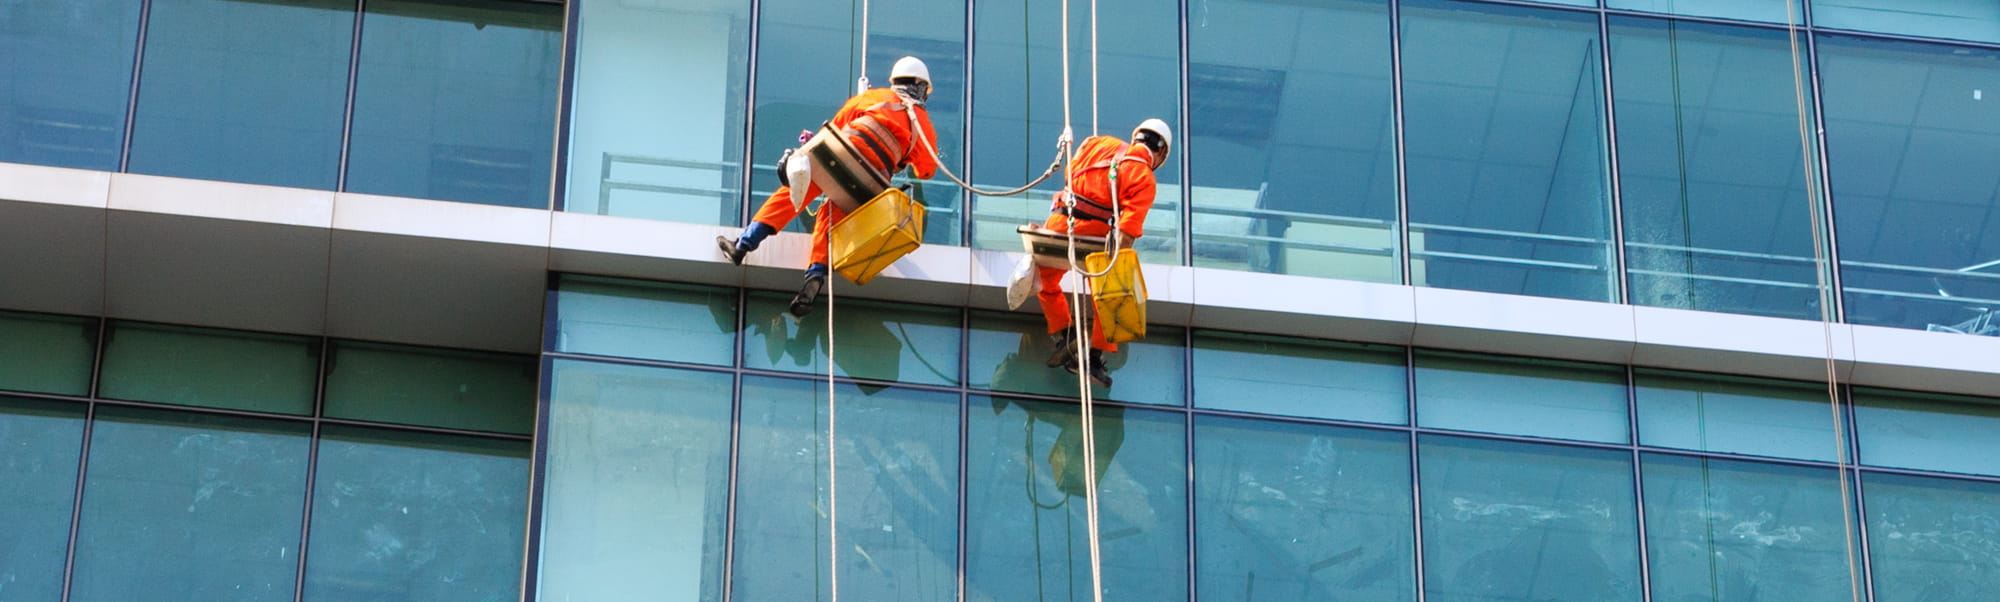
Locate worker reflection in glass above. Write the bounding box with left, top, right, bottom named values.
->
left=994, top=396, right=1126, bottom=500
left=717, top=56, right=942, bottom=318
left=1039, top=119, right=1171, bottom=388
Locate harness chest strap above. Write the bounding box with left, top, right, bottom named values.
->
left=1059, top=153, right=1149, bottom=221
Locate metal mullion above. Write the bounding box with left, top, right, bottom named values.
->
left=1601, top=7, right=1800, bottom=32
left=57, top=402, right=97, bottom=602
left=84, top=397, right=317, bottom=424
left=1390, top=0, right=1414, bottom=287
left=117, top=0, right=152, bottom=173
left=738, top=0, right=765, bottom=228
left=315, top=417, right=536, bottom=442
left=521, top=355, right=557, bottom=600
left=541, top=351, right=744, bottom=377
left=1405, top=345, right=1426, bottom=601
left=291, top=339, right=333, bottom=602
left=1598, top=8, right=1631, bottom=304
left=960, top=0, right=977, bottom=249
left=1182, top=324, right=1196, bottom=600
left=336, top=0, right=365, bottom=191
left=547, top=0, right=582, bottom=211
left=1449, top=0, right=1600, bottom=16
left=1843, top=386, right=1876, bottom=601
left=1626, top=366, right=1654, bottom=602
left=1799, top=8, right=1847, bottom=323
left=1177, top=0, right=1194, bottom=267
left=1810, top=26, right=2000, bottom=53
left=954, top=306, right=970, bottom=602
left=719, top=370, right=746, bottom=602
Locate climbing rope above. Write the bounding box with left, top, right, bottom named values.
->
left=1054, top=1, right=1107, bottom=601
left=1780, top=1, right=1863, bottom=600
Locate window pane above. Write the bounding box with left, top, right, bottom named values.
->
left=743, top=291, right=961, bottom=386
left=1634, top=370, right=1838, bottom=462
left=967, top=396, right=1188, bottom=601
left=1402, top=0, right=1617, bottom=301
left=732, top=377, right=958, bottom=601
left=966, top=310, right=1184, bottom=406
left=1415, top=351, right=1628, bottom=443
left=346, top=0, right=560, bottom=208
left=1864, top=472, right=2000, bottom=600
left=1193, top=330, right=1406, bottom=423
left=566, top=0, right=748, bottom=221
left=303, top=426, right=526, bottom=601
left=0, top=0, right=139, bottom=170
left=1610, top=17, right=1826, bottom=320
left=538, top=360, right=733, bottom=601
left=1606, top=0, right=1793, bottom=23
left=1187, top=0, right=1399, bottom=281
left=1418, top=435, right=1641, bottom=601
left=552, top=275, right=739, bottom=365
left=1195, top=415, right=1414, bottom=600
left=971, top=0, right=1183, bottom=264
left=324, top=340, right=536, bottom=434
left=1854, top=389, right=2000, bottom=477
left=0, top=396, right=86, bottom=601
left=0, top=311, right=96, bottom=396
left=1641, top=454, right=1857, bottom=601
left=70, top=407, right=310, bottom=602
left=128, top=0, right=350, bottom=189
left=1820, top=35, right=2000, bottom=336
left=1815, top=1, right=2000, bottom=44
left=750, top=0, right=966, bottom=244
left=99, top=322, right=319, bottom=415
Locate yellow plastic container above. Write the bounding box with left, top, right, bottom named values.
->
left=830, top=187, right=926, bottom=285
left=1084, top=248, right=1147, bottom=344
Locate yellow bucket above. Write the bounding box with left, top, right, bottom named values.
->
left=830, top=187, right=926, bottom=285
left=1084, top=248, right=1146, bottom=344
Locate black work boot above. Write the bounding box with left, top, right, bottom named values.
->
left=1045, top=327, right=1079, bottom=368
left=718, top=222, right=776, bottom=266
left=1064, top=348, right=1114, bottom=388
left=788, top=266, right=829, bottom=317
left=716, top=236, right=747, bottom=265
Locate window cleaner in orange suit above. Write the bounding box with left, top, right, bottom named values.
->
left=716, top=56, right=941, bottom=317
left=1039, top=119, right=1170, bottom=388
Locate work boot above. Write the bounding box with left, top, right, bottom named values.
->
left=788, top=265, right=829, bottom=317
left=718, top=222, right=777, bottom=266
left=1064, top=348, right=1114, bottom=388
left=1045, top=327, right=1079, bottom=368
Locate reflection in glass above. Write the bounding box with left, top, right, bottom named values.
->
left=1820, top=35, right=2000, bottom=336
left=742, top=291, right=961, bottom=386
left=0, top=310, right=96, bottom=396
left=539, top=360, right=733, bottom=601
left=98, top=321, right=319, bottom=415
left=303, top=427, right=528, bottom=601
left=971, top=0, right=1183, bottom=264
left=1192, top=330, right=1406, bottom=423
left=732, top=377, right=958, bottom=601
left=1187, top=0, right=1399, bottom=281
left=1610, top=17, right=1826, bottom=320
left=1854, top=389, right=2000, bottom=477
left=1418, top=435, right=1641, bottom=602
left=750, top=0, right=967, bottom=244
left=1402, top=0, right=1617, bottom=301
left=967, top=310, right=1184, bottom=406
left=70, top=407, right=310, bottom=602
left=1815, top=0, right=2000, bottom=45
left=566, top=0, right=750, bottom=222
left=1864, top=472, right=2000, bottom=601
left=1641, top=454, right=1857, bottom=601
left=552, top=275, right=739, bottom=366
left=1415, top=351, right=1628, bottom=443
left=0, top=397, right=86, bottom=601
left=128, top=0, right=352, bottom=189
left=1195, top=416, right=1414, bottom=600
left=0, top=0, right=139, bottom=170
left=324, top=340, right=536, bottom=434
left=966, top=396, right=1187, bottom=601
left=346, top=0, right=561, bottom=208
left=1635, top=370, right=1838, bottom=462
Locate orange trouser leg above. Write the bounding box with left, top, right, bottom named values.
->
left=809, top=200, right=850, bottom=268
left=1034, top=214, right=1117, bottom=352
left=750, top=182, right=824, bottom=232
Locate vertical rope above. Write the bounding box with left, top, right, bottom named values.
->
left=1090, top=0, right=1099, bottom=136
left=1781, top=1, right=1862, bottom=600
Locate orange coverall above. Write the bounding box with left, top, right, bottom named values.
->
left=749, top=88, right=940, bottom=267
left=1038, top=136, right=1157, bottom=352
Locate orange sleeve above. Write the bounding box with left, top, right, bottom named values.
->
left=907, top=106, right=940, bottom=179
left=1115, top=157, right=1157, bottom=241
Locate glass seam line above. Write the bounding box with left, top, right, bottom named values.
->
left=336, top=0, right=365, bottom=191
left=116, top=0, right=152, bottom=173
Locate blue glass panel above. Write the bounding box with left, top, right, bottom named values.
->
left=566, top=0, right=750, bottom=222
left=1610, top=17, right=1827, bottom=320
left=1415, top=351, right=1629, bottom=443
left=0, top=396, right=86, bottom=602
left=302, top=427, right=528, bottom=601
left=1819, top=35, right=2000, bottom=336
left=1187, top=0, right=1400, bottom=281
left=1635, top=370, right=1839, bottom=462
left=1864, top=472, right=2000, bottom=600
left=98, top=322, right=320, bottom=415
left=966, top=310, right=1184, bottom=406
left=0, top=310, right=96, bottom=396
left=743, top=291, right=961, bottom=386
left=1641, top=454, right=1859, bottom=601
left=966, top=396, right=1188, bottom=601
left=346, top=0, right=561, bottom=208
left=1195, top=415, right=1415, bottom=600
left=750, top=0, right=966, bottom=244
left=70, top=407, right=310, bottom=602
left=1402, top=0, right=1617, bottom=301
left=1607, top=0, right=1795, bottom=23
left=971, top=0, right=1183, bottom=264
left=128, top=0, right=351, bottom=189
left=1815, top=0, right=2000, bottom=45
left=539, top=360, right=733, bottom=601
left=1192, top=330, right=1406, bottom=424
left=1854, top=388, right=2000, bottom=477
left=552, top=275, right=738, bottom=366
left=323, top=340, right=536, bottom=434
left=1418, top=435, right=1641, bottom=601
left=0, top=0, right=139, bottom=170
left=732, top=377, right=959, bottom=601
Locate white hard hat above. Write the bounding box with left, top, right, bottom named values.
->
left=1134, top=118, right=1172, bottom=166
left=890, top=56, right=931, bottom=88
